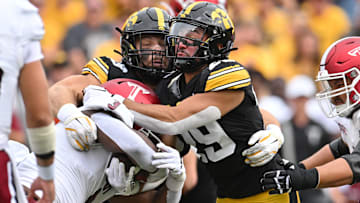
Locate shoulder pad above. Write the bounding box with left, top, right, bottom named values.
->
left=205, top=59, right=251, bottom=92
left=82, top=56, right=127, bottom=84
left=100, top=56, right=128, bottom=73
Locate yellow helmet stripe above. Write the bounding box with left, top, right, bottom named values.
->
left=180, top=2, right=202, bottom=18
left=121, top=7, right=148, bottom=30
left=155, top=8, right=165, bottom=31
left=228, top=15, right=235, bottom=34
left=122, top=11, right=138, bottom=30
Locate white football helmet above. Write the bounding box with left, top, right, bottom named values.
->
left=316, top=36, right=360, bottom=118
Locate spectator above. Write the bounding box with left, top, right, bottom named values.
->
left=40, top=0, right=86, bottom=68
left=62, top=0, right=113, bottom=70
left=302, top=0, right=351, bottom=53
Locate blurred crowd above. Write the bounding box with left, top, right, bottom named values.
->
left=11, top=0, right=360, bottom=202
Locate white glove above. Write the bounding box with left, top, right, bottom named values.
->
left=242, top=124, right=284, bottom=167
left=105, top=157, right=140, bottom=196
left=81, top=85, right=134, bottom=128
left=152, top=143, right=186, bottom=192
left=57, top=103, right=97, bottom=151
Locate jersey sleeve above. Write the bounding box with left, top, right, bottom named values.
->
left=81, top=56, right=111, bottom=84
left=23, top=41, right=43, bottom=64
left=19, top=0, right=45, bottom=41
left=204, top=60, right=251, bottom=92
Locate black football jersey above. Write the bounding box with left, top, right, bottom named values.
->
left=81, top=56, right=140, bottom=84
left=156, top=60, right=284, bottom=198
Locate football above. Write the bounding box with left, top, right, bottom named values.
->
left=97, top=124, right=160, bottom=182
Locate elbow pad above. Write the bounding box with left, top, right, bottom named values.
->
left=329, top=137, right=350, bottom=158
left=342, top=141, right=360, bottom=183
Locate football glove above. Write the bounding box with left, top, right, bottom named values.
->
left=57, top=103, right=97, bottom=151
left=261, top=159, right=319, bottom=194
left=81, top=85, right=134, bottom=128
left=105, top=157, right=140, bottom=196
left=242, top=124, right=284, bottom=167
left=152, top=143, right=186, bottom=192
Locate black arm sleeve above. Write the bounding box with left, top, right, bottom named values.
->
left=342, top=140, right=360, bottom=184
left=329, top=137, right=350, bottom=158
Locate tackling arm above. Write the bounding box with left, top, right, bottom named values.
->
left=301, top=143, right=337, bottom=169
left=125, top=90, right=245, bottom=135
left=50, top=74, right=100, bottom=151
left=294, top=136, right=354, bottom=187
left=261, top=139, right=357, bottom=194
left=91, top=112, right=157, bottom=172
left=315, top=158, right=353, bottom=187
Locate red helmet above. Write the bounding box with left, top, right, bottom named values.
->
left=168, top=0, right=227, bottom=16
left=101, top=78, right=160, bottom=104
left=316, top=36, right=360, bottom=117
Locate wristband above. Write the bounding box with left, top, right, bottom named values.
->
left=27, top=122, right=56, bottom=155
left=38, top=163, right=55, bottom=181
left=35, top=151, right=55, bottom=160
left=329, top=138, right=350, bottom=158
left=302, top=168, right=319, bottom=189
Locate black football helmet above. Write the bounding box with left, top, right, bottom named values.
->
left=166, top=1, right=235, bottom=73
left=119, top=7, right=171, bottom=85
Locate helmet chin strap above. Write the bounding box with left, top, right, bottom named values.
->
left=175, top=58, right=207, bottom=73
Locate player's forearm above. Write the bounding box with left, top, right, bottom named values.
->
left=125, top=100, right=179, bottom=122
left=301, top=144, right=335, bottom=169
left=129, top=105, right=221, bottom=135
left=124, top=93, right=225, bottom=135
left=316, top=158, right=353, bottom=188
left=49, top=83, right=78, bottom=116
left=124, top=90, right=242, bottom=124
left=91, top=112, right=157, bottom=172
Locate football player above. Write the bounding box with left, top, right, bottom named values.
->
left=50, top=8, right=186, bottom=202
left=261, top=37, right=360, bottom=194
left=49, top=7, right=172, bottom=152
left=0, top=0, right=56, bottom=202
left=14, top=79, right=183, bottom=203
left=89, top=2, right=295, bottom=202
